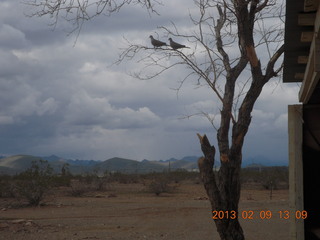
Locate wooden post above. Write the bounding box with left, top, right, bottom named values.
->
left=288, top=105, right=304, bottom=240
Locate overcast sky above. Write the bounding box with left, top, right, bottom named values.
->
left=0, top=0, right=299, bottom=164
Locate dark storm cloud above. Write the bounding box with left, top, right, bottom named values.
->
left=0, top=0, right=299, bottom=162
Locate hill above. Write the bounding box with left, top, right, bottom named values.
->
left=0, top=155, right=44, bottom=174
left=0, top=155, right=90, bottom=175
left=94, top=157, right=166, bottom=174
left=0, top=154, right=287, bottom=176
left=42, top=155, right=98, bottom=167
left=0, top=155, right=196, bottom=175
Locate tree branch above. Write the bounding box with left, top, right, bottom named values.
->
left=231, top=43, right=284, bottom=154
left=265, top=44, right=284, bottom=79
left=197, top=133, right=221, bottom=209
left=24, top=0, right=160, bottom=34
left=215, top=4, right=231, bottom=73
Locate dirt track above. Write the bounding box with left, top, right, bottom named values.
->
left=0, top=183, right=289, bottom=240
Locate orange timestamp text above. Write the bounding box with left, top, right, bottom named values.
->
left=212, top=210, right=308, bottom=220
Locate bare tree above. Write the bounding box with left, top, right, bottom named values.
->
left=119, top=1, right=284, bottom=239
left=27, top=0, right=285, bottom=239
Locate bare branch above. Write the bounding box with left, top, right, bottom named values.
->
left=180, top=110, right=219, bottom=131
left=215, top=4, right=231, bottom=73
left=255, top=0, right=274, bottom=13
left=24, top=0, right=161, bottom=35
left=265, top=44, right=284, bottom=79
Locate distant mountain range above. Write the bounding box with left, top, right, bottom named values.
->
left=0, top=154, right=287, bottom=175
left=0, top=155, right=199, bottom=175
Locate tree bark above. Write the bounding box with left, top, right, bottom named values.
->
left=197, top=134, right=244, bottom=240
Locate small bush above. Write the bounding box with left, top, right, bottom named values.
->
left=69, top=180, right=91, bottom=197
left=241, top=166, right=288, bottom=190
left=51, top=175, right=72, bottom=187
left=12, top=160, right=54, bottom=206
left=148, top=178, right=171, bottom=196
left=109, top=172, right=140, bottom=184
left=0, top=175, right=15, bottom=198
left=51, top=163, right=72, bottom=187
left=69, top=174, right=110, bottom=196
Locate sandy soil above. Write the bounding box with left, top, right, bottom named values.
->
left=0, top=182, right=290, bottom=240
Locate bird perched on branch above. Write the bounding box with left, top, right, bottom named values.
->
left=168, top=38, right=190, bottom=50
left=149, top=35, right=167, bottom=48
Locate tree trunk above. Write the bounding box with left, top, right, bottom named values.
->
left=216, top=219, right=244, bottom=240
left=197, top=134, right=245, bottom=240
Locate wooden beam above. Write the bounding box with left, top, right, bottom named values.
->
left=298, top=56, right=309, bottom=64
left=298, top=13, right=316, bottom=26
left=299, top=4, right=320, bottom=103
left=301, top=32, right=314, bottom=42
left=299, top=45, right=320, bottom=102
left=288, top=104, right=304, bottom=240
left=303, top=105, right=320, bottom=150
left=300, top=71, right=320, bottom=102
left=304, top=0, right=320, bottom=12
left=315, top=3, right=320, bottom=38
left=295, top=73, right=305, bottom=80
left=299, top=36, right=317, bottom=102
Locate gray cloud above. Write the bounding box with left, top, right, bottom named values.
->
left=0, top=0, right=299, bottom=163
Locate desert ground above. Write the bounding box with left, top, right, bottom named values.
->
left=0, top=181, right=289, bottom=240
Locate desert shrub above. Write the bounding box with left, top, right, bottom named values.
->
left=0, top=175, right=15, bottom=198
left=13, top=160, right=54, bottom=206
left=167, top=170, right=199, bottom=183
left=147, top=177, right=172, bottom=196
left=51, top=163, right=72, bottom=187
left=241, top=166, right=288, bottom=190
left=69, top=174, right=110, bottom=196
left=142, top=171, right=199, bottom=184
left=260, top=167, right=288, bottom=190
left=109, top=172, right=141, bottom=184
left=94, top=177, right=109, bottom=191
left=84, top=174, right=110, bottom=191
left=262, top=180, right=276, bottom=190
left=69, top=179, right=92, bottom=196
left=51, top=174, right=72, bottom=187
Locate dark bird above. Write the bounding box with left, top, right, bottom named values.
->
left=168, top=38, right=189, bottom=50
left=149, top=35, right=167, bottom=48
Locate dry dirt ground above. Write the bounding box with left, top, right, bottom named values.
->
left=0, top=182, right=289, bottom=240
